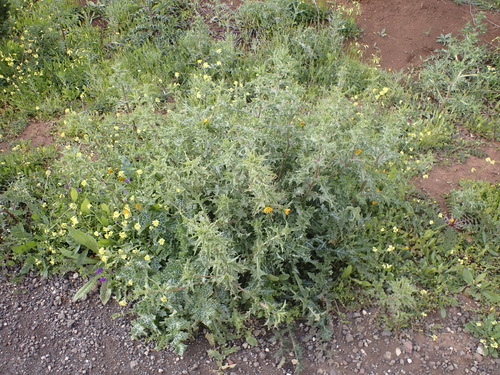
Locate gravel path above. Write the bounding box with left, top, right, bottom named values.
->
left=1, top=270, right=498, bottom=375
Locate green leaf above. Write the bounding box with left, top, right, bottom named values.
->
left=481, top=290, right=500, bottom=304
left=245, top=332, right=258, bottom=347
left=73, top=274, right=99, bottom=302
left=12, top=241, right=37, bottom=254
left=81, top=198, right=92, bottom=214
left=97, top=239, right=115, bottom=247
left=440, top=307, right=446, bottom=318
left=97, top=215, right=109, bottom=226
left=352, top=278, right=371, bottom=287
left=70, top=187, right=78, bottom=202
left=265, top=274, right=279, bottom=281
left=68, top=227, right=99, bottom=253
left=100, top=281, right=112, bottom=305
left=278, top=273, right=290, bottom=281
left=462, top=268, right=474, bottom=285
left=342, top=264, right=353, bottom=278
left=100, top=203, right=110, bottom=213
left=475, top=272, right=487, bottom=283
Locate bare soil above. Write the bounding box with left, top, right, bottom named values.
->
left=1, top=1, right=499, bottom=374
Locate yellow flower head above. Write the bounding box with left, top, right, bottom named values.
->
left=263, top=206, right=273, bottom=214
left=284, top=208, right=291, bottom=216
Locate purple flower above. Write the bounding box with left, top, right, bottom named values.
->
left=99, top=277, right=107, bottom=283
left=77, top=188, right=82, bottom=192
left=122, top=190, right=128, bottom=194
left=96, top=267, right=103, bottom=274
left=124, top=178, right=131, bottom=183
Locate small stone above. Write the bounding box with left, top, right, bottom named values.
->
left=381, top=330, right=392, bottom=337
left=476, top=345, right=485, bottom=356
left=384, top=352, right=392, bottom=360
left=345, top=333, right=354, bottom=343
left=395, top=348, right=402, bottom=357
left=403, top=341, right=413, bottom=354
left=130, top=360, right=138, bottom=369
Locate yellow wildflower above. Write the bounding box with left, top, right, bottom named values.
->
left=263, top=206, right=273, bottom=214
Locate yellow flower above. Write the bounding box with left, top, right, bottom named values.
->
left=284, top=208, right=291, bottom=216
left=372, top=247, right=378, bottom=252
left=127, top=280, right=133, bottom=286
left=152, top=220, right=159, bottom=227
left=161, top=296, right=168, bottom=303
left=136, top=169, right=143, bottom=175
left=263, top=206, right=273, bottom=214
left=80, top=180, right=87, bottom=187
left=355, top=149, right=362, bottom=155
left=144, top=254, right=151, bottom=261
left=123, top=209, right=131, bottom=219
left=386, top=245, right=395, bottom=252
left=118, top=300, right=127, bottom=306
left=134, top=223, right=141, bottom=231
left=119, top=232, right=127, bottom=239
left=158, top=238, right=165, bottom=245
left=70, top=216, right=79, bottom=226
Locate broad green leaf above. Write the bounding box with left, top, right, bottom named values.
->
left=81, top=198, right=92, bottom=214
left=475, top=272, right=487, bottom=283
left=68, top=227, right=99, bottom=252
left=12, top=241, right=37, bottom=254
left=70, top=187, right=78, bottom=202
left=245, top=333, right=258, bottom=347
left=440, top=307, right=446, bottom=318
left=98, top=239, right=115, bottom=247
left=73, top=274, right=99, bottom=302
left=97, top=215, right=109, bottom=226
left=100, top=203, right=110, bottom=213
left=100, top=281, right=112, bottom=305
left=342, top=264, right=353, bottom=278
left=278, top=273, right=290, bottom=281
left=462, top=268, right=474, bottom=285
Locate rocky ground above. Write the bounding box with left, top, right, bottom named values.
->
left=1, top=269, right=498, bottom=375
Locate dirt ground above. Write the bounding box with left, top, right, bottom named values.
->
left=1, top=1, right=499, bottom=374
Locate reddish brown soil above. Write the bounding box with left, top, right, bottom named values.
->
left=355, top=0, right=500, bottom=71
left=414, top=141, right=500, bottom=214
left=0, top=121, right=54, bottom=153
